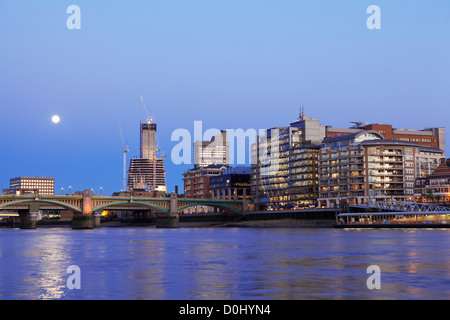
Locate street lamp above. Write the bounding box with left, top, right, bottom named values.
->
left=69, top=186, right=72, bottom=195
left=61, top=187, right=64, bottom=195
left=100, top=187, right=103, bottom=195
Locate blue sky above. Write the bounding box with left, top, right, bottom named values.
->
left=1, top=0, right=449, bottom=195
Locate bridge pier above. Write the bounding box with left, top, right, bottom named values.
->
left=72, top=190, right=94, bottom=230
left=72, top=213, right=94, bottom=229
left=19, top=203, right=40, bottom=229
left=156, top=192, right=180, bottom=228
left=93, top=212, right=102, bottom=228
left=19, top=212, right=39, bottom=229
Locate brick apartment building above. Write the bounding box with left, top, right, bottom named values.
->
left=325, top=123, right=445, bottom=152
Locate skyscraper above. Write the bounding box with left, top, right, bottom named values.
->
left=140, top=122, right=157, bottom=160
left=127, top=119, right=167, bottom=193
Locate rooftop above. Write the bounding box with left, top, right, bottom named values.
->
left=322, top=130, right=384, bottom=144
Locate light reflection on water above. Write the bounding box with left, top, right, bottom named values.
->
left=0, top=227, right=449, bottom=299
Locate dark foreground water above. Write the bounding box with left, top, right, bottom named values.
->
left=0, top=227, right=449, bottom=300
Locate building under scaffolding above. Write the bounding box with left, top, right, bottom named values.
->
left=127, top=120, right=167, bottom=193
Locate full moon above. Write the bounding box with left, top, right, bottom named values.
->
left=51, top=115, right=60, bottom=124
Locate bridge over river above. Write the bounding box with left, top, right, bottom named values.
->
left=0, top=190, right=245, bottom=229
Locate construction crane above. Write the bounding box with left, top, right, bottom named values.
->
left=139, top=95, right=155, bottom=124
left=155, top=134, right=166, bottom=160
left=119, top=125, right=129, bottom=192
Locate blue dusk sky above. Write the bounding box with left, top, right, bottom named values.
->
left=0, top=1, right=449, bottom=195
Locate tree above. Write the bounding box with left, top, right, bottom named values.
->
left=435, top=195, right=442, bottom=203
left=426, top=189, right=435, bottom=203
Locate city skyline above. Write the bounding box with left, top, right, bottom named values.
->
left=1, top=1, right=449, bottom=196
left=1, top=1, right=450, bottom=303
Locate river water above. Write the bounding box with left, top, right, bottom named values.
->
left=0, top=227, right=449, bottom=300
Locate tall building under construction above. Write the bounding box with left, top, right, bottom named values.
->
left=127, top=119, right=167, bottom=193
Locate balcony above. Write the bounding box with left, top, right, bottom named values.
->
left=383, top=157, right=403, bottom=163
left=350, top=172, right=364, bottom=177
left=370, top=165, right=403, bottom=170
left=371, top=171, right=404, bottom=176
left=371, top=151, right=404, bottom=156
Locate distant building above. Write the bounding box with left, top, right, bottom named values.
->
left=194, top=130, right=229, bottom=167
left=9, top=177, right=55, bottom=195
left=415, top=158, right=450, bottom=203
left=127, top=120, right=167, bottom=192
left=182, top=164, right=228, bottom=213
left=112, top=188, right=167, bottom=198
left=181, top=130, right=230, bottom=211
left=210, top=166, right=251, bottom=201
left=183, top=164, right=228, bottom=199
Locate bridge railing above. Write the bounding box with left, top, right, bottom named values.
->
left=367, top=200, right=450, bottom=212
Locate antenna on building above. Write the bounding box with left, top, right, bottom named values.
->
left=299, top=104, right=305, bottom=119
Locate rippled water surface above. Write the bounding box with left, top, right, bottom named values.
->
left=0, top=227, right=449, bottom=299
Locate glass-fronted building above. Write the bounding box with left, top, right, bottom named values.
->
left=210, top=167, right=251, bottom=201
left=251, top=112, right=325, bottom=210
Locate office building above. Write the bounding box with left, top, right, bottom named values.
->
left=210, top=166, right=251, bottom=201
left=9, top=177, right=55, bottom=195
left=251, top=109, right=325, bottom=209
left=194, top=131, right=229, bottom=167
left=288, top=146, right=320, bottom=208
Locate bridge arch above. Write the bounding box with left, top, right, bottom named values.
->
left=0, top=199, right=82, bottom=213
left=92, top=201, right=169, bottom=214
